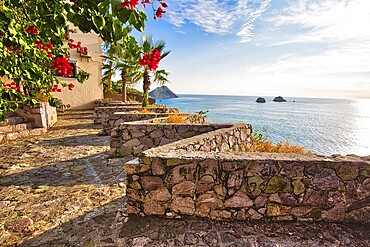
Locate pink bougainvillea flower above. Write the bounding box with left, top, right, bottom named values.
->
left=51, top=57, right=73, bottom=77
left=141, top=0, right=151, bottom=7
left=122, top=0, right=139, bottom=10
left=139, top=48, right=161, bottom=71
left=26, top=25, right=38, bottom=35
left=155, top=7, right=165, bottom=19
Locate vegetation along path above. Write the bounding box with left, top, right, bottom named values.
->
left=0, top=110, right=369, bottom=246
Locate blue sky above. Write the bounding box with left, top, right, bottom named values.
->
left=139, top=0, right=370, bottom=99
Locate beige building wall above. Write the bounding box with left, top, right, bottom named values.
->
left=54, top=28, right=103, bottom=109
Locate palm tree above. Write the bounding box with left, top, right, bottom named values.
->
left=135, top=35, right=170, bottom=107
left=101, top=36, right=141, bottom=102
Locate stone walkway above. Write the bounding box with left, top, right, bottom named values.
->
left=0, top=110, right=369, bottom=246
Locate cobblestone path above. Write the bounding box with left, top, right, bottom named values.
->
left=0, top=110, right=369, bottom=246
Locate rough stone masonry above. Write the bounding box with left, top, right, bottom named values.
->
left=124, top=123, right=370, bottom=223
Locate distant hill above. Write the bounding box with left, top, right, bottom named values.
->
left=149, top=86, right=178, bottom=99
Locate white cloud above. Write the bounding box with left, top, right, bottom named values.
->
left=247, top=0, right=370, bottom=81
left=165, top=0, right=271, bottom=42
left=266, top=0, right=370, bottom=44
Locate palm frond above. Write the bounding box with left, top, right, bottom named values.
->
left=153, top=69, right=169, bottom=85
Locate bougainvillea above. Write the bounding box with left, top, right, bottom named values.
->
left=0, top=0, right=167, bottom=122
left=51, top=57, right=73, bottom=77
left=139, top=48, right=161, bottom=70
left=122, top=0, right=140, bottom=10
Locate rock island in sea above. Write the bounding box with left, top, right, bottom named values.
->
left=273, top=96, right=287, bottom=102
left=149, top=86, right=178, bottom=99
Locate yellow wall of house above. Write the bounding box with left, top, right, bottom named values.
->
left=54, top=28, right=103, bottom=109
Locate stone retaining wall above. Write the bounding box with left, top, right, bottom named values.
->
left=94, top=106, right=179, bottom=124
left=102, top=112, right=205, bottom=135
left=94, top=100, right=142, bottom=107
left=110, top=121, right=233, bottom=157
left=125, top=140, right=369, bottom=222
left=152, top=124, right=254, bottom=153
left=16, top=102, right=57, bottom=128
left=95, top=100, right=162, bottom=107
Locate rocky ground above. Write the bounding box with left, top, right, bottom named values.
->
left=0, top=110, right=369, bottom=246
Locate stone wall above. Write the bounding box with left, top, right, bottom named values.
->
left=94, top=106, right=179, bottom=124
left=151, top=124, right=254, bottom=153
left=125, top=147, right=369, bottom=222
left=0, top=102, right=55, bottom=143
left=94, top=100, right=142, bottom=107
left=14, top=102, right=57, bottom=128
left=102, top=112, right=205, bottom=135
left=110, top=121, right=234, bottom=157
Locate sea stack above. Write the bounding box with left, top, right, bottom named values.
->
left=256, top=97, right=266, bottom=103
left=149, top=86, right=178, bottom=99
left=273, top=96, right=287, bottom=102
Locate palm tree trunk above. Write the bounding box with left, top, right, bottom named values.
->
left=121, top=69, right=127, bottom=103
left=142, top=69, right=150, bottom=107
left=107, top=58, right=113, bottom=91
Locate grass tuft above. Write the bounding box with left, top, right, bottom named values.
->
left=248, top=129, right=308, bottom=154
left=167, top=114, right=187, bottom=123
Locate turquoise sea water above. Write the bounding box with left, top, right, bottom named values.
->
left=157, top=94, right=370, bottom=156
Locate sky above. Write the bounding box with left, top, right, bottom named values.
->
left=138, top=0, right=370, bottom=99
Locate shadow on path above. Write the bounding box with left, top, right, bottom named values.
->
left=39, top=133, right=109, bottom=147
left=19, top=200, right=370, bottom=246
left=0, top=153, right=127, bottom=187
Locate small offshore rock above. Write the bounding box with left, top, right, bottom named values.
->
left=273, top=96, right=287, bottom=102
left=256, top=97, right=266, bottom=103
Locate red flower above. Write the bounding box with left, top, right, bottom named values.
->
left=63, top=33, right=69, bottom=39
left=47, top=52, right=53, bottom=58
left=122, top=0, right=139, bottom=10
left=141, top=0, right=151, bottom=7
left=161, top=1, right=168, bottom=8
left=5, top=82, right=21, bottom=91
left=47, top=40, right=53, bottom=49
left=57, top=89, right=62, bottom=92
left=68, top=42, right=76, bottom=49
left=68, top=83, right=75, bottom=90
left=155, top=7, right=165, bottom=19
left=51, top=57, right=73, bottom=77
left=26, top=25, right=38, bottom=35
left=69, top=39, right=74, bottom=43
left=7, top=46, right=13, bottom=52
left=51, top=84, right=59, bottom=92
left=139, top=48, right=161, bottom=71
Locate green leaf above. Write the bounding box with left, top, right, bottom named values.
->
left=113, top=21, right=123, bottom=41
left=93, top=15, right=105, bottom=31
left=117, top=9, right=131, bottom=23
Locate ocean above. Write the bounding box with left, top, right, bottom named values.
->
left=156, top=94, right=370, bottom=156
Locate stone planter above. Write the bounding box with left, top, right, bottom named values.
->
left=16, top=102, right=57, bottom=129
